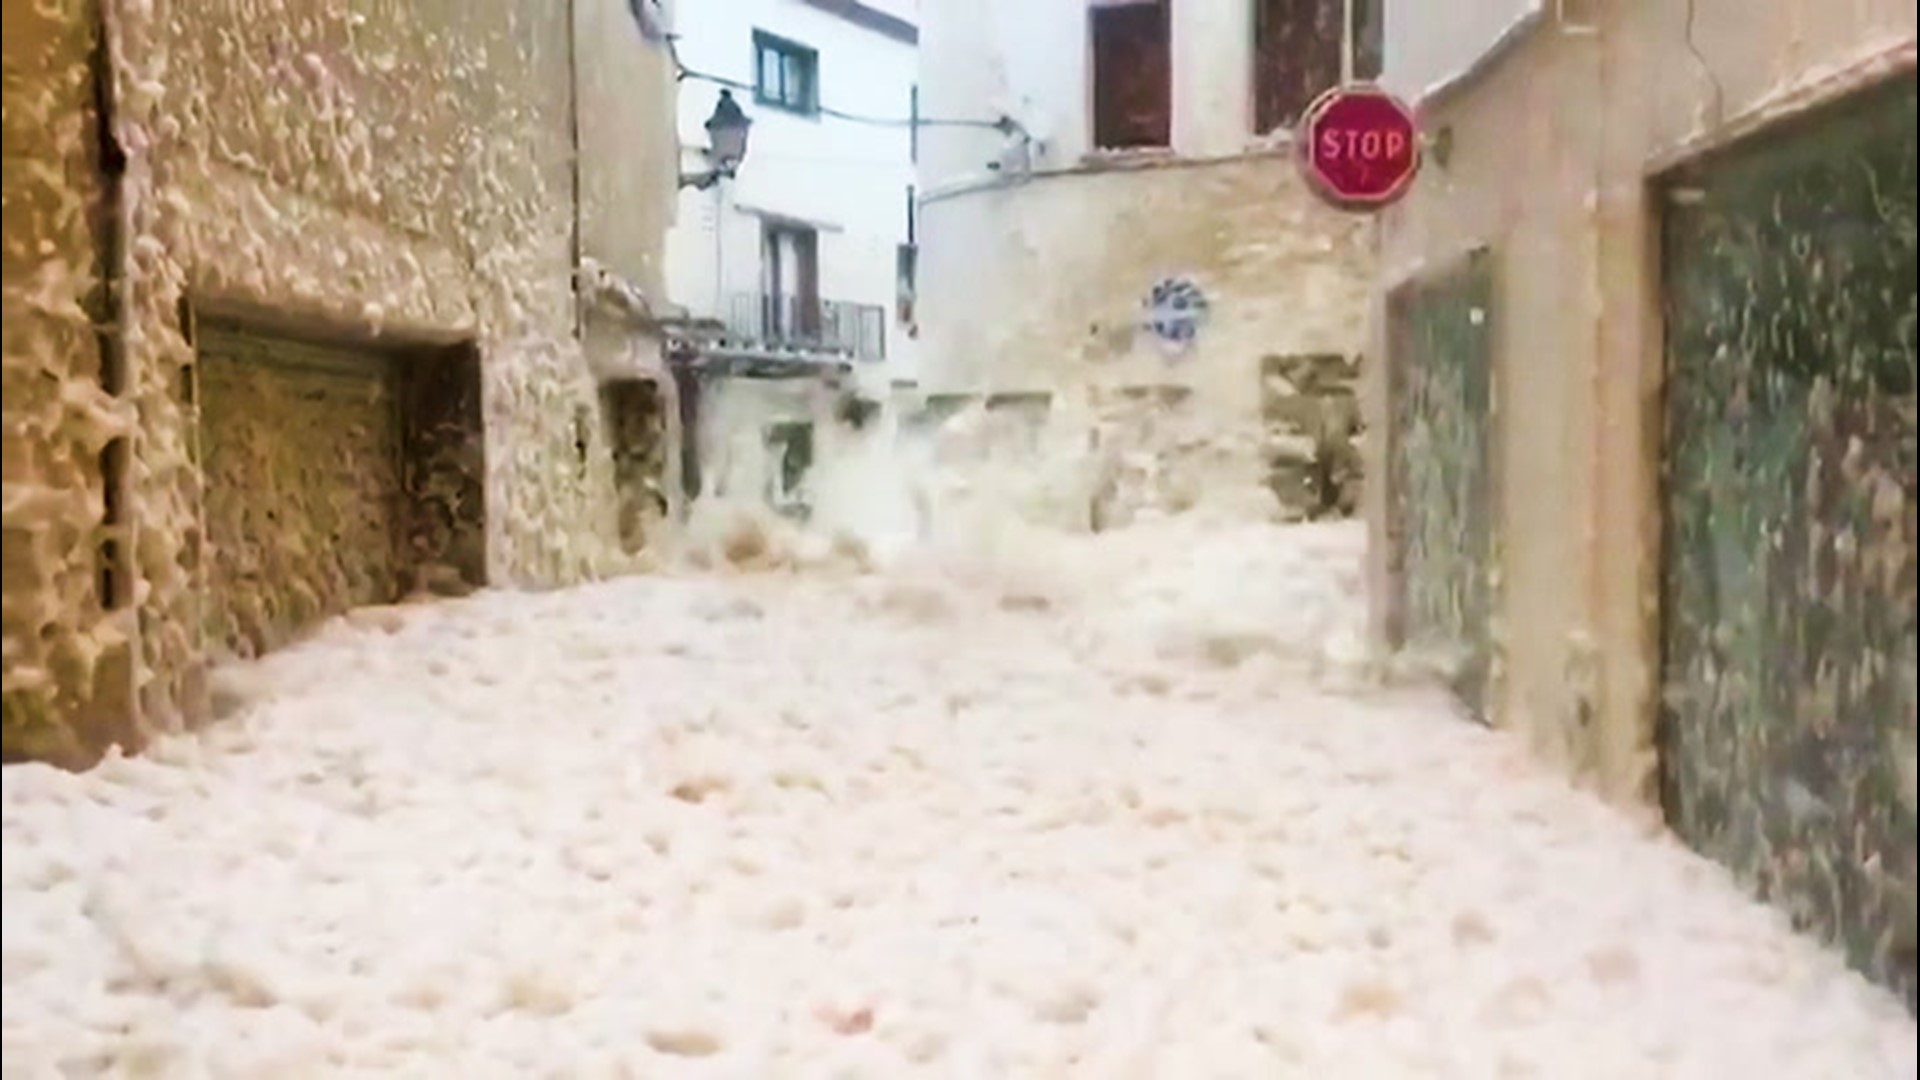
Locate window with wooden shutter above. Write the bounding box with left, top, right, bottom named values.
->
left=753, top=30, right=819, bottom=116
left=1090, top=0, right=1172, bottom=150
left=1350, top=0, right=1384, bottom=81
left=1252, top=0, right=1344, bottom=134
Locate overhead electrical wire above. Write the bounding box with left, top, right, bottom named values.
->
left=664, top=35, right=1026, bottom=137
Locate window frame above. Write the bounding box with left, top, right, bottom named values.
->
left=1250, top=0, right=1368, bottom=136
left=1251, top=0, right=1344, bottom=134
left=751, top=29, right=821, bottom=117
left=1087, top=0, right=1174, bottom=152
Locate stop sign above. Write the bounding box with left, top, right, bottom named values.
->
left=1296, top=84, right=1422, bottom=211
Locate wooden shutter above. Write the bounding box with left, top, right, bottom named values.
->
left=1091, top=1, right=1171, bottom=150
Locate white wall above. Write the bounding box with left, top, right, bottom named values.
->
left=857, top=0, right=919, bottom=24
left=665, top=0, right=920, bottom=378
left=1380, top=0, right=1541, bottom=101
left=912, top=0, right=1377, bottom=519
left=919, top=0, right=1283, bottom=193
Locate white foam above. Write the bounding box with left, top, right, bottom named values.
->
left=4, top=504, right=1913, bottom=1075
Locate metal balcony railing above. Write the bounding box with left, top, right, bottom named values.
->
left=723, top=293, right=887, bottom=361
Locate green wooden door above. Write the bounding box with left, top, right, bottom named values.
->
left=1659, top=75, right=1917, bottom=1010
left=1386, top=248, right=1498, bottom=718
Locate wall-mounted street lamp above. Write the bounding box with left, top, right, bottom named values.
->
left=680, top=89, right=753, bottom=191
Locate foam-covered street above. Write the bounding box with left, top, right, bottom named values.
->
left=4, top=518, right=1912, bottom=1077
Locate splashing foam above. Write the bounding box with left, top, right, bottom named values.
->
left=661, top=376, right=1371, bottom=687
left=7, top=431, right=1915, bottom=1074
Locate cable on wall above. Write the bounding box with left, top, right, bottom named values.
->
left=1681, top=0, right=1727, bottom=128
left=664, top=34, right=1027, bottom=138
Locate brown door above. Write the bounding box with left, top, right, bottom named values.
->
left=795, top=228, right=821, bottom=339
left=1091, top=0, right=1171, bottom=149
left=762, top=223, right=822, bottom=342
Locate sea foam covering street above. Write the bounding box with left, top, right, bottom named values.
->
left=4, top=481, right=1915, bottom=1077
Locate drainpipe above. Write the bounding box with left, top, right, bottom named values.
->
left=89, top=0, right=131, bottom=607
left=712, top=177, right=725, bottom=318
left=88, top=0, right=146, bottom=743
left=566, top=0, right=586, bottom=340
left=668, top=342, right=704, bottom=509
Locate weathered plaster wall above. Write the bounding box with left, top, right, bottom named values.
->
left=664, top=0, right=920, bottom=378
left=576, top=1, right=681, bottom=548
left=3, top=0, right=677, bottom=764
left=2, top=0, right=140, bottom=765
left=918, top=0, right=1266, bottom=185
left=1379, top=0, right=1540, bottom=101
left=695, top=375, right=822, bottom=506
left=1368, top=0, right=1916, bottom=999
left=578, top=0, right=678, bottom=382
left=1370, top=0, right=1915, bottom=802
left=916, top=155, right=1373, bottom=515
left=915, top=0, right=1375, bottom=522
left=1262, top=352, right=1363, bottom=519
left=1366, top=28, right=1602, bottom=790
left=578, top=0, right=677, bottom=315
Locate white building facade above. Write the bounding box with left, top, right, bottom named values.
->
left=914, top=0, right=1385, bottom=523
left=665, top=0, right=921, bottom=387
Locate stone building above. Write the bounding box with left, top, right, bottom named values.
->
left=1367, top=0, right=1915, bottom=1006
left=2, top=0, right=679, bottom=766
left=913, top=0, right=1380, bottom=527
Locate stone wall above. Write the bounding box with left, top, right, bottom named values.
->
left=1261, top=352, right=1363, bottom=521
left=916, top=153, right=1375, bottom=522
left=2, top=0, right=138, bottom=765
left=1369, top=0, right=1915, bottom=803
left=1370, top=0, right=1915, bottom=1005
left=2, top=0, right=677, bottom=765
left=193, top=326, right=409, bottom=660
left=599, top=377, right=673, bottom=554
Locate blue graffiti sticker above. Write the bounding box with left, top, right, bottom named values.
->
left=1142, top=277, right=1210, bottom=353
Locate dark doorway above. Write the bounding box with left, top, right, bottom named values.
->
left=195, top=320, right=486, bottom=658
left=599, top=377, right=671, bottom=552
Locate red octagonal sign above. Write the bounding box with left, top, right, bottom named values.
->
left=1296, top=84, right=1422, bottom=211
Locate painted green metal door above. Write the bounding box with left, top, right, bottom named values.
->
left=1659, top=75, right=1916, bottom=1010
left=1386, top=248, right=1498, bottom=718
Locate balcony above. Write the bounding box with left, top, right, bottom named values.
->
left=721, top=293, right=887, bottom=362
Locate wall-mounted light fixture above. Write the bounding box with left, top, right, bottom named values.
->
left=680, top=89, right=753, bottom=191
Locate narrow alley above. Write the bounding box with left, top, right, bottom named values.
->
left=4, top=518, right=1912, bottom=1076
left=6, top=0, right=1916, bottom=1076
